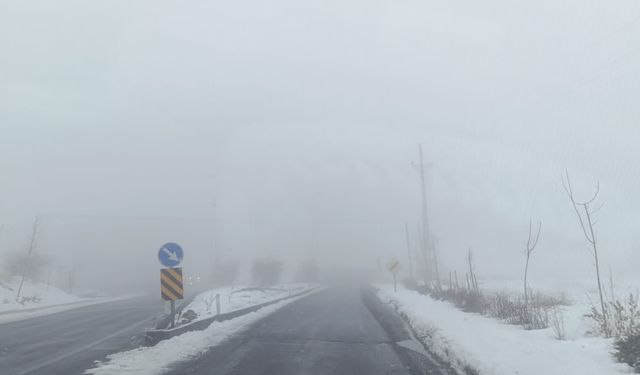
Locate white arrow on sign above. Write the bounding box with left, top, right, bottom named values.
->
left=162, top=247, right=179, bottom=262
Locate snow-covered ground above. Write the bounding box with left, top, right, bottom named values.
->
left=0, top=278, right=83, bottom=314
left=175, top=283, right=317, bottom=326
left=377, top=284, right=633, bottom=375
left=0, top=278, right=134, bottom=324
left=86, top=286, right=320, bottom=375
left=0, top=278, right=82, bottom=313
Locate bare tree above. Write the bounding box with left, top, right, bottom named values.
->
left=523, top=219, right=542, bottom=307
left=562, top=171, right=609, bottom=336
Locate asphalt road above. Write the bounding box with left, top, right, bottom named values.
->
left=0, top=296, right=164, bottom=375
left=168, top=287, right=457, bottom=375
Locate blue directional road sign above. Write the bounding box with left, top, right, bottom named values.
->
left=158, top=242, right=183, bottom=267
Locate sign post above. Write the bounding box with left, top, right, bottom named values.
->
left=387, top=258, right=401, bottom=292
left=158, top=243, right=184, bottom=328
left=215, top=293, right=221, bottom=315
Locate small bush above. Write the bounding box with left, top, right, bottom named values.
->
left=251, top=258, right=283, bottom=286
left=18, top=295, right=41, bottom=305
left=551, top=308, right=566, bottom=340
left=614, top=333, right=640, bottom=372
left=488, top=293, right=550, bottom=329
left=586, top=293, right=640, bottom=338
left=608, top=294, right=640, bottom=372
left=404, top=279, right=562, bottom=331
left=489, top=293, right=525, bottom=324
left=431, top=287, right=489, bottom=314
left=611, top=294, right=640, bottom=338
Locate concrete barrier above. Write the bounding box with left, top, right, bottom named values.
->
left=145, top=287, right=317, bottom=346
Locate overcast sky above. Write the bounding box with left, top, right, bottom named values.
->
left=2, top=0, right=640, bottom=291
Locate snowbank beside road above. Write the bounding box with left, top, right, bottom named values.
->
left=0, top=278, right=83, bottom=313
left=0, top=278, right=137, bottom=324
left=86, top=287, right=319, bottom=375
left=377, top=285, right=632, bottom=375
left=176, top=283, right=315, bottom=326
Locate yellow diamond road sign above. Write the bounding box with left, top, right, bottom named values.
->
left=387, top=259, right=401, bottom=273
left=161, top=267, right=183, bottom=301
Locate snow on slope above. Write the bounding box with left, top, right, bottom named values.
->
left=377, top=285, right=633, bottom=375
left=86, top=287, right=320, bottom=375
left=0, top=278, right=136, bottom=324
left=0, top=278, right=82, bottom=313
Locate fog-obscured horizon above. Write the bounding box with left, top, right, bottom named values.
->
left=2, top=0, right=640, bottom=293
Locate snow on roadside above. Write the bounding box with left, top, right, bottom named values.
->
left=377, top=285, right=633, bottom=375
left=0, top=278, right=82, bottom=313
left=0, top=295, right=139, bottom=324
left=0, top=278, right=139, bottom=324
left=175, top=283, right=315, bottom=326
left=85, top=288, right=320, bottom=375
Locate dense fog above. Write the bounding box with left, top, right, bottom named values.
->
left=2, top=0, right=640, bottom=294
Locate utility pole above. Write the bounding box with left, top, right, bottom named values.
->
left=413, top=144, right=434, bottom=283
left=404, top=222, right=414, bottom=279
left=16, top=216, right=40, bottom=301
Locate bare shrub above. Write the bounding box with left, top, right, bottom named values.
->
left=488, top=292, right=553, bottom=330
left=489, top=293, right=527, bottom=325
left=432, top=287, right=489, bottom=314
left=551, top=308, right=566, bottom=340
left=610, top=293, right=640, bottom=338
left=589, top=293, right=640, bottom=338
left=18, top=295, right=41, bottom=305
left=251, top=257, right=283, bottom=286
left=524, top=302, right=551, bottom=330
left=204, top=291, right=216, bottom=313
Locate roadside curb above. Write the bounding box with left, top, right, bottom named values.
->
left=144, top=287, right=318, bottom=346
